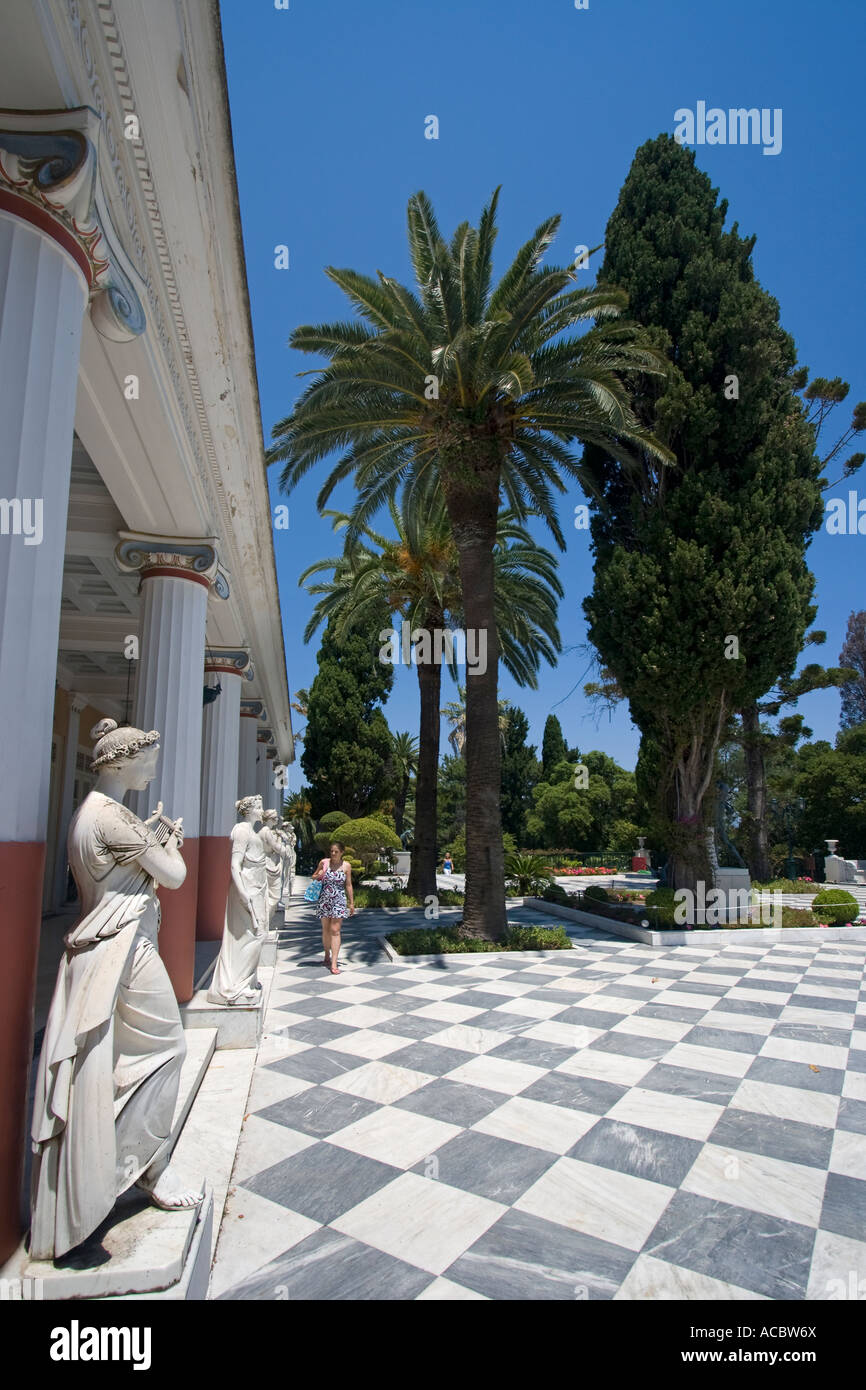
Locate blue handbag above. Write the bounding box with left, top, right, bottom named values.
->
left=304, top=879, right=322, bottom=903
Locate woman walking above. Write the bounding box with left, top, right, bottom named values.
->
left=312, top=841, right=354, bottom=974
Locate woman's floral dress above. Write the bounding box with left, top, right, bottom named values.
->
left=316, top=863, right=350, bottom=919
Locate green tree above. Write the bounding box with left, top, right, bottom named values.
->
left=301, top=615, right=395, bottom=817
left=794, top=725, right=866, bottom=858
left=390, top=732, right=418, bottom=841
left=500, top=707, right=539, bottom=843
left=437, top=753, right=466, bottom=852
left=839, top=612, right=866, bottom=731
left=582, top=135, right=824, bottom=892
left=270, top=187, right=668, bottom=935
left=301, top=502, right=560, bottom=898
left=541, top=714, right=568, bottom=776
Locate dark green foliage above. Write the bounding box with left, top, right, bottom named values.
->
left=779, top=907, right=819, bottom=928
left=301, top=616, right=395, bottom=817
left=794, top=725, right=866, bottom=856
left=525, top=749, right=638, bottom=850
left=582, top=135, right=824, bottom=890
left=386, top=922, right=571, bottom=954
left=541, top=715, right=568, bottom=776
left=584, top=884, right=610, bottom=902
left=811, top=888, right=859, bottom=924
left=500, top=708, right=540, bottom=842
left=318, top=810, right=352, bottom=831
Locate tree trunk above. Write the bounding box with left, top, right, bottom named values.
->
left=446, top=476, right=506, bottom=938
left=667, top=701, right=727, bottom=898
left=407, top=660, right=440, bottom=900
left=740, top=701, right=771, bottom=882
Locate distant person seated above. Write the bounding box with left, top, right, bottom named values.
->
left=442, top=853, right=454, bottom=875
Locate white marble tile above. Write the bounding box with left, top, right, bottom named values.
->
left=849, top=1031, right=866, bottom=1052
left=607, top=1086, right=723, bottom=1140
left=681, top=1143, right=826, bottom=1226
left=652, top=990, right=722, bottom=1012
left=324, top=1003, right=405, bottom=1029
left=332, top=1172, right=504, bottom=1275
left=246, top=1066, right=314, bottom=1112
left=412, top=1001, right=485, bottom=1024
left=473, top=1096, right=598, bottom=1153
left=795, top=982, right=860, bottom=1001
left=262, top=1009, right=310, bottom=1030
left=329, top=1105, right=461, bottom=1168
left=324, top=1060, right=432, bottom=1104
left=320, top=1028, right=407, bottom=1060
left=523, top=1020, right=604, bottom=1049
left=725, top=986, right=793, bottom=1005
left=782, top=1005, right=857, bottom=1031
left=663, top=1042, right=754, bottom=1079
left=747, top=969, right=800, bottom=983
left=445, top=1054, right=548, bottom=1095
left=515, top=1156, right=675, bottom=1251
left=492, top=995, right=567, bottom=1020
left=829, top=1130, right=866, bottom=1178
left=556, top=1049, right=655, bottom=1088
left=537, top=976, right=606, bottom=995
left=209, top=1187, right=320, bottom=1299
left=578, top=992, right=646, bottom=1015
left=611, top=1016, right=693, bottom=1042
left=319, top=985, right=388, bottom=1005
left=424, top=1023, right=513, bottom=1054
left=759, top=1037, right=849, bottom=1070
left=401, top=982, right=467, bottom=1001
left=256, top=1033, right=312, bottom=1066
left=805, top=1230, right=866, bottom=1300
left=684, top=971, right=746, bottom=986
left=231, top=1115, right=316, bottom=1183
left=471, top=980, right=539, bottom=998
left=843, top=1072, right=866, bottom=1102
left=614, top=1253, right=768, bottom=1301
left=415, top=1276, right=489, bottom=1300
left=731, top=1079, right=839, bottom=1127
left=696, top=1010, right=774, bottom=1036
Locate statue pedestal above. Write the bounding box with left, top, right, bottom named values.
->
left=631, top=856, right=648, bottom=871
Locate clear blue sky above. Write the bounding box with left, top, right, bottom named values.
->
left=219, top=0, right=866, bottom=790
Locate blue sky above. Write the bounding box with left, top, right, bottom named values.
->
left=219, top=0, right=866, bottom=789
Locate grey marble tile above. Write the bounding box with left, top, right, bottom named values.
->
left=383, top=1041, right=475, bottom=1076
left=568, top=1118, right=702, bottom=1186
left=847, top=1050, right=866, bottom=1074
left=395, top=1078, right=505, bottom=1126
left=714, top=997, right=785, bottom=1019
left=636, top=1002, right=708, bottom=1023
left=446, top=989, right=522, bottom=1011
left=468, top=1009, right=536, bottom=1034
left=368, top=994, right=433, bottom=1013
left=788, top=994, right=856, bottom=1016
left=412, top=1129, right=556, bottom=1205
left=837, top=1098, right=866, bottom=1135
left=217, top=1226, right=431, bottom=1301
left=279, top=1018, right=356, bottom=1045
left=520, top=1072, right=628, bottom=1116
left=643, top=1190, right=815, bottom=1299
left=586, top=1031, right=673, bottom=1061
left=820, top=1174, right=866, bottom=1242
left=668, top=981, right=729, bottom=997
left=640, top=1063, right=741, bottom=1106
left=256, top=1083, right=379, bottom=1137
left=771, top=1022, right=853, bottom=1049
left=265, top=1048, right=367, bottom=1084
left=738, top=976, right=795, bottom=994
left=244, top=1141, right=400, bottom=1224
left=445, top=1208, right=636, bottom=1300
left=275, top=995, right=348, bottom=1017
left=708, top=1107, right=834, bottom=1169
left=683, top=1025, right=767, bottom=1054
left=373, top=1013, right=454, bottom=1039
left=745, top=1055, right=846, bottom=1095
left=555, top=1006, right=629, bottom=1030
left=487, top=1036, right=576, bottom=1070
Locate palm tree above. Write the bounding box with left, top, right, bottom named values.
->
left=390, top=731, right=418, bottom=840
left=290, top=688, right=310, bottom=744
left=270, top=188, right=670, bottom=934
left=283, top=790, right=315, bottom=848
left=442, top=685, right=511, bottom=758
left=300, top=499, right=561, bottom=899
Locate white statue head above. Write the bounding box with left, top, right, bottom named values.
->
left=236, top=794, right=263, bottom=821
left=262, top=809, right=277, bottom=823
left=90, top=718, right=160, bottom=792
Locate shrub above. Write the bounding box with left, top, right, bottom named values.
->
left=644, top=887, right=680, bottom=928
left=385, top=922, right=571, bottom=954
left=780, top=906, right=819, bottom=928
left=505, top=853, right=553, bottom=896
left=334, top=816, right=402, bottom=865
left=541, top=883, right=571, bottom=906
left=318, top=810, right=351, bottom=832
left=752, top=878, right=817, bottom=893
left=584, top=884, right=610, bottom=903
left=503, top=922, right=571, bottom=950
left=811, top=889, right=859, bottom=925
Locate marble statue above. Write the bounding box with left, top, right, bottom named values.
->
left=29, top=719, right=203, bottom=1263
left=280, top=822, right=296, bottom=901
left=207, top=795, right=268, bottom=1005
left=260, top=809, right=289, bottom=923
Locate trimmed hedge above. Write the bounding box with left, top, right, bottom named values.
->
left=386, top=922, right=571, bottom=955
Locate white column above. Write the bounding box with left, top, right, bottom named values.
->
left=238, top=709, right=260, bottom=800
left=200, top=663, right=245, bottom=837
left=53, top=694, right=88, bottom=910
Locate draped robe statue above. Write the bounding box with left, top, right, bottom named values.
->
left=29, top=720, right=202, bottom=1262
left=207, top=796, right=269, bottom=1005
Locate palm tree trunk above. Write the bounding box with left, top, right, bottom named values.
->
left=447, top=478, right=506, bottom=937
left=407, top=660, right=440, bottom=900
left=740, top=702, right=771, bottom=881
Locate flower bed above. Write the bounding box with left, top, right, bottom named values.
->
left=550, top=865, right=617, bottom=877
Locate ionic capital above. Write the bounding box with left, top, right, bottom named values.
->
left=115, top=531, right=230, bottom=598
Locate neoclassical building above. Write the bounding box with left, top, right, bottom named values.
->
left=0, top=0, right=293, bottom=1265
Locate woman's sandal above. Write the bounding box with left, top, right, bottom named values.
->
left=329, top=964, right=341, bottom=975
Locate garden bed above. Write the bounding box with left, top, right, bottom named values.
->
left=383, top=922, right=572, bottom=957
left=525, top=896, right=866, bottom=946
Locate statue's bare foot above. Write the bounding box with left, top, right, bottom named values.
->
left=137, top=1165, right=204, bottom=1211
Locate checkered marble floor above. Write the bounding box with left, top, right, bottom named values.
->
left=210, top=907, right=866, bottom=1301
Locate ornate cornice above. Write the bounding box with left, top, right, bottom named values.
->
left=0, top=106, right=146, bottom=340
left=115, top=530, right=230, bottom=597
left=240, top=700, right=266, bottom=721
left=204, top=648, right=251, bottom=677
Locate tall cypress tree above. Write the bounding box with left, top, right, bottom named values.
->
left=301, top=615, right=395, bottom=817
left=500, top=707, right=539, bottom=843
left=541, top=714, right=569, bottom=777
left=582, top=135, right=823, bottom=892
